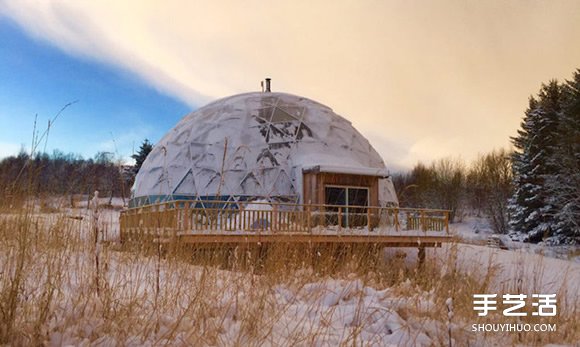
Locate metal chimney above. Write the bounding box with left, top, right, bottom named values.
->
left=265, top=78, right=271, bottom=92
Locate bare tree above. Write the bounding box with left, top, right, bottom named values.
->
left=469, top=149, right=513, bottom=233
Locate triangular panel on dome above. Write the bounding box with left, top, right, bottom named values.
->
left=350, top=130, right=373, bottom=151
left=255, top=106, right=273, bottom=123
left=328, top=123, right=355, bottom=147
left=256, top=148, right=280, bottom=168
left=193, top=151, right=217, bottom=169
left=220, top=171, right=246, bottom=196
left=203, top=174, right=222, bottom=193
left=172, top=128, right=192, bottom=145
left=189, top=142, right=207, bottom=163
left=276, top=103, right=305, bottom=119
left=251, top=116, right=270, bottom=140
left=173, top=169, right=198, bottom=196
left=267, top=125, right=295, bottom=144
left=271, top=107, right=300, bottom=123
left=240, top=172, right=264, bottom=196
left=254, top=168, right=281, bottom=196
left=294, top=122, right=314, bottom=140
left=194, top=168, right=219, bottom=194
left=269, top=142, right=292, bottom=157
left=226, top=146, right=250, bottom=171
left=268, top=169, right=296, bottom=197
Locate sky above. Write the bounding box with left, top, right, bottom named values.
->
left=1, top=1, right=580, bottom=171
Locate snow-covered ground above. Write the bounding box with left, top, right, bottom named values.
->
left=436, top=243, right=579, bottom=303
left=2, top=204, right=578, bottom=346
left=34, top=253, right=448, bottom=346
left=450, top=216, right=580, bottom=264
left=32, top=241, right=580, bottom=346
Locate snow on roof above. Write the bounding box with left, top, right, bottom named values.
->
left=132, top=92, right=390, bottom=203
left=302, top=165, right=390, bottom=177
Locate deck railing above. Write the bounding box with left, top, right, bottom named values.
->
left=119, top=200, right=450, bottom=242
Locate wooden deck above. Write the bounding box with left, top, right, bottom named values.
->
left=176, top=233, right=451, bottom=248
left=120, top=199, right=453, bottom=251
left=119, top=200, right=454, bottom=267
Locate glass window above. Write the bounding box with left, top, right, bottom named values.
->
left=324, top=186, right=368, bottom=227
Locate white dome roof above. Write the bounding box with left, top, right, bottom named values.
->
left=131, top=92, right=390, bottom=206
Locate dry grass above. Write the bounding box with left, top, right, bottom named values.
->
left=0, top=203, right=578, bottom=346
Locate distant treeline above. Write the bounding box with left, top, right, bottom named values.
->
left=392, top=149, right=512, bottom=234
left=0, top=150, right=134, bottom=204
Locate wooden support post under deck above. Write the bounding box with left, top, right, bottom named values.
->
left=273, top=205, right=278, bottom=232
left=418, top=246, right=426, bottom=268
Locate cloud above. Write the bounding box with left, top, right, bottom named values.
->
left=2, top=0, right=580, bottom=169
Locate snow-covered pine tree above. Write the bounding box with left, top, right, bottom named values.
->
left=547, top=71, right=580, bottom=244
left=509, top=81, right=562, bottom=242
left=509, top=97, right=538, bottom=238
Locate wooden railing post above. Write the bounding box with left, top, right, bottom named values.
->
left=272, top=204, right=278, bottom=232
left=184, top=202, right=189, bottom=231
left=307, top=205, right=312, bottom=233
left=338, top=207, right=342, bottom=233
left=260, top=210, right=265, bottom=232
left=242, top=208, right=246, bottom=231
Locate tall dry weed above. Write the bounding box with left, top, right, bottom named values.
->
left=0, top=203, right=578, bottom=345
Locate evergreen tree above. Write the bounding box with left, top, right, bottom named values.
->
left=509, top=97, right=539, bottom=237
left=509, top=81, right=562, bottom=242
left=131, top=139, right=153, bottom=175
left=547, top=71, right=580, bottom=243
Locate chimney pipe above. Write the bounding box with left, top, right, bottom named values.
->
left=265, top=78, right=271, bottom=92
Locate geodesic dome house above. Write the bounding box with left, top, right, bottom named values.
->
left=130, top=88, right=398, bottom=210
